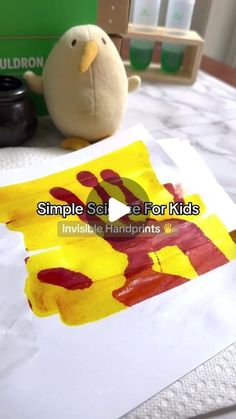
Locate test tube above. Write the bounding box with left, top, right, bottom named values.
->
left=161, top=0, right=196, bottom=73
left=130, top=0, right=162, bottom=71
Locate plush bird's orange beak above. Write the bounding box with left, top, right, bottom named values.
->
left=79, top=40, right=99, bottom=73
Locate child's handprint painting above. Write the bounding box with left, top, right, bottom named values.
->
left=0, top=141, right=236, bottom=326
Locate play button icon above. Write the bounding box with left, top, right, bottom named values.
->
left=108, top=198, right=130, bottom=223
left=85, top=174, right=150, bottom=240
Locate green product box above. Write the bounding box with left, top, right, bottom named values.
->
left=0, top=0, right=97, bottom=115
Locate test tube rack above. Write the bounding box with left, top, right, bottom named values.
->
left=123, top=24, right=204, bottom=85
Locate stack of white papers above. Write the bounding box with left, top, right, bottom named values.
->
left=0, top=125, right=235, bottom=419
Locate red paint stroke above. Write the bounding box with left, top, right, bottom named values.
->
left=6, top=218, right=17, bottom=225
left=164, top=183, right=185, bottom=203
left=50, top=186, right=106, bottom=226
left=108, top=218, right=228, bottom=306
left=27, top=299, right=32, bottom=309
left=77, top=171, right=112, bottom=205
left=113, top=268, right=188, bottom=306
left=77, top=171, right=100, bottom=188
left=24, top=256, right=30, bottom=264
left=38, top=268, right=92, bottom=291
left=77, top=170, right=133, bottom=223
left=101, top=169, right=143, bottom=208
left=107, top=218, right=228, bottom=277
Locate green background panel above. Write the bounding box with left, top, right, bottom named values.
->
left=0, top=0, right=97, bottom=36
left=0, top=38, right=57, bottom=115
left=0, top=1, right=97, bottom=115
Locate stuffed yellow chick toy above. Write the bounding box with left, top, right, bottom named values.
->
left=24, top=25, right=141, bottom=150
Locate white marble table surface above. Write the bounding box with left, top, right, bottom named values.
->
left=0, top=71, right=236, bottom=419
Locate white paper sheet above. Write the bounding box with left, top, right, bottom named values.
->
left=0, top=225, right=37, bottom=377
left=0, top=261, right=236, bottom=419
left=0, top=125, right=236, bottom=419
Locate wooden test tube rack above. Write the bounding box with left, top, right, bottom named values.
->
left=124, top=24, right=204, bottom=85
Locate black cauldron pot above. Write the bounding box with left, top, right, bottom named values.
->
left=0, top=75, right=38, bottom=147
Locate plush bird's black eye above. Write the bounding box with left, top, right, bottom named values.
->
left=102, top=38, right=107, bottom=45
left=71, top=39, right=77, bottom=47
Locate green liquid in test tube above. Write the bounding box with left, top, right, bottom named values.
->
left=130, top=39, right=155, bottom=71
left=130, top=0, right=161, bottom=71
left=161, top=44, right=185, bottom=73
